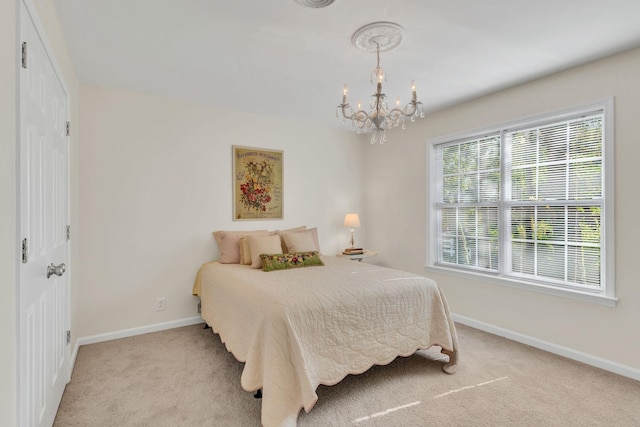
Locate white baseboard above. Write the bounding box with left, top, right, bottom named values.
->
left=453, top=313, right=640, bottom=382
left=77, top=316, right=204, bottom=347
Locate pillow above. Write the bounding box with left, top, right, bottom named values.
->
left=213, top=230, right=268, bottom=264
left=260, top=251, right=324, bottom=272
left=276, top=226, right=307, bottom=252
left=240, top=237, right=251, bottom=265
left=247, top=234, right=284, bottom=269
left=281, top=227, right=320, bottom=253
left=240, top=231, right=280, bottom=264
left=282, top=231, right=316, bottom=253
left=305, top=227, right=321, bottom=252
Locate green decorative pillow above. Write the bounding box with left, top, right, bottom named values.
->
left=260, top=251, right=324, bottom=272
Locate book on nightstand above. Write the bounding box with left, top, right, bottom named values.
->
left=342, top=248, right=364, bottom=255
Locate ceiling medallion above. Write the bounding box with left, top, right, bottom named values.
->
left=294, top=0, right=335, bottom=8
left=337, top=22, right=424, bottom=144
left=351, top=22, right=405, bottom=53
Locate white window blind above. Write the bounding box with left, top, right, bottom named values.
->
left=437, top=135, right=500, bottom=271
left=431, top=101, right=612, bottom=300
left=507, top=113, right=603, bottom=288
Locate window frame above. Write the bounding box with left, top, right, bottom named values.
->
left=426, top=98, right=616, bottom=307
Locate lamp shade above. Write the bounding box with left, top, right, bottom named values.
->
left=343, top=213, right=361, bottom=228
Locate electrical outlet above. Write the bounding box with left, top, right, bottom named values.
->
left=156, top=297, right=166, bottom=311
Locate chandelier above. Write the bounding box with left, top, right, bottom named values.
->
left=337, top=22, right=424, bottom=144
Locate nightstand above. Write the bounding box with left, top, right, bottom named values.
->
left=337, top=250, right=378, bottom=262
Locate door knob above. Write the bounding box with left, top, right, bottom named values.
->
left=47, top=263, right=66, bottom=279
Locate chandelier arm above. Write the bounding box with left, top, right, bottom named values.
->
left=340, top=103, right=381, bottom=128
left=388, top=101, right=419, bottom=118
left=339, top=104, right=362, bottom=122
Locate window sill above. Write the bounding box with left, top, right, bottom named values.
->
left=424, top=264, right=618, bottom=307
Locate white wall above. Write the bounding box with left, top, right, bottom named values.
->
left=77, top=83, right=364, bottom=338
left=364, top=47, right=640, bottom=371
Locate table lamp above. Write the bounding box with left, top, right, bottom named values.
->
left=343, top=213, right=361, bottom=248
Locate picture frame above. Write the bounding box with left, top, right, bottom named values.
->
left=232, top=145, right=283, bottom=221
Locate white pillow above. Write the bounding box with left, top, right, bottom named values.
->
left=281, top=227, right=320, bottom=253
left=282, top=232, right=316, bottom=253
left=276, top=226, right=307, bottom=252
left=305, top=227, right=321, bottom=252
left=247, top=234, right=284, bottom=269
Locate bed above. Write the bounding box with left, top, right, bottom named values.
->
left=193, top=252, right=458, bottom=427
left=192, top=251, right=459, bottom=427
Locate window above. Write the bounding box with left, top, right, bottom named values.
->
left=428, top=99, right=615, bottom=305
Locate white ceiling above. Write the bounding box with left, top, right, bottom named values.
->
left=53, top=0, right=640, bottom=131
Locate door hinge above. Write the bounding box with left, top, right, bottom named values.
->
left=66, top=330, right=71, bottom=345
left=22, top=238, right=28, bottom=263
left=21, top=41, right=27, bottom=69
left=66, top=121, right=70, bottom=136
left=66, top=225, right=71, bottom=240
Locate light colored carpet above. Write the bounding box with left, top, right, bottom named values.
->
left=54, top=323, right=640, bottom=426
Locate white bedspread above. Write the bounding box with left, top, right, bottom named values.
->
left=196, top=256, right=459, bottom=427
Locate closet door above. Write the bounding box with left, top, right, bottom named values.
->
left=19, top=1, right=71, bottom=425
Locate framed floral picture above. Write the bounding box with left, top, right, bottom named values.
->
left=232, top=146, right=283, bottom=220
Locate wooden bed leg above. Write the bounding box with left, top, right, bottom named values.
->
left=254, top=389, right=262, bottom=399
left=441, top=348, right=458, bottom=374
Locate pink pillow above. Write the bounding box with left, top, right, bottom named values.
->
left=213, top=230, right=267, bottom=264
